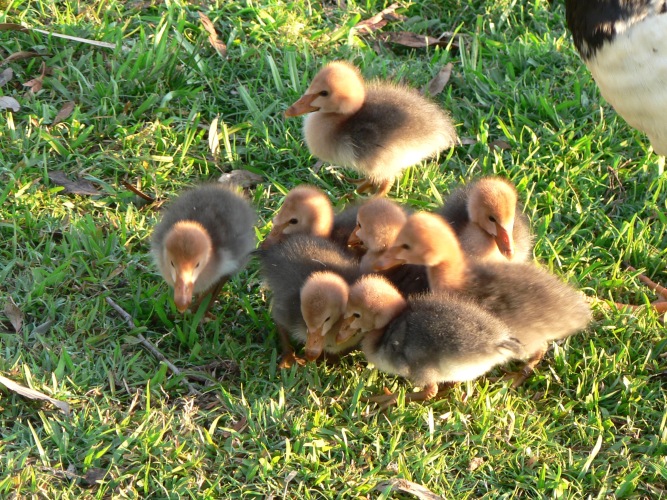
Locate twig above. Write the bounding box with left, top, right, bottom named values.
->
left=105, top=297, right=201, bottom=396
left=627, top=265, right=667, bottom=300
left=121, top=180, right=155, bottom=203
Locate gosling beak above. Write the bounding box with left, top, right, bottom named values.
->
left=304, top=329, right=325, bottom=361
left=285, top=93, right=319, bottom=117
left=174, top=276, right=195, bottom=313
left=495, top=224, right=514, bottom=259
left=373, top=247, right=405, bottom=271
left=261, top=221, right=290, bottom=248
left=336, top=315, right=357, bottom=344
left=347, top=226, right=364, bottom=248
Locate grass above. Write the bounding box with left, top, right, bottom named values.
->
left=1, top=0, right=666, bottom=497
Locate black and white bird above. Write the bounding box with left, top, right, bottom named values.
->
left=564, top=1, right=667, bottom=313
left=564, top=0, right=667, bottom=159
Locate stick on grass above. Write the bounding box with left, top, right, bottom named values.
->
left=105, top=296, right=202, bottom=396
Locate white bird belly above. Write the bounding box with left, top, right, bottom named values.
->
left=586, top=14, right=667, bottom=155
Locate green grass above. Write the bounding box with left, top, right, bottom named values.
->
left=2, top=0, right=667, bottom=497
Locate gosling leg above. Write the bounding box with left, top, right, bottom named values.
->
left=276, top=325, right=306, bottom=369
left=511, top=348, right=547, bottom=388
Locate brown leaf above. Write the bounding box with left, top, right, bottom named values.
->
left=0, top=23, right=30, bottom=33
left=374, top=479, right=444, bottom=500
left=199, top=13, right=227, bottom=58
left=0, top=68, right=13, bottom=87
left=3, top=296, right=23, bottom=333
left=23, top=62, right=47, bottom=94
left=354, top=3, right=402, bottom=34
left=0, top=96, right=20, bottom=111
left=23, top=77, right=43, bottom=93
left=380, top=31, right=455, bottom=49
left=221, top=416, right=248, bottom=438
left=52, top=101, right=76, bottom=125
left=0, top=50, right=45, bottom=67
left=0, top=375, right=70, bottom=415
left=424, top=63, right=452, bottom=96
left=490, top=139, right=512, bottom=151
left=81, top=468, right=107, bottom=486
left=218, top=169, right=263, bottom=188
left=49, top=171, right=100, bottom=195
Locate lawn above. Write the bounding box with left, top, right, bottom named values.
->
left=1, top=0, right=666, bottom=497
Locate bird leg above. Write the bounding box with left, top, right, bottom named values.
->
left=361, top=383, right=440, bottom=410
left=190, top=276, right=229, bottom=317
left=340, top=175, right=392, bottom=197
left=510, top=348, right=547, bottom=388
left=371, top=179, right=393, bottom=198
left=276, top=325, right=306, bottom=369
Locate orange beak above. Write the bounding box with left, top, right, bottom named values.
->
left=373, top=247, right=405, bottom=271
left=304, top=329, right=325, bottom=361
left=174, top=277, right=194, bottom=313
left=495, top=224, right=514, bottom=258
left=347, top=225, right=364, bottom=248
left=336, top=315, right=357, bottom=344
left=285, top=93, right=319, bottom=117
left=261, top=221, right=290, bottom=248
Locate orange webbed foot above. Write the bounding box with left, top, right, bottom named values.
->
left=277, top=349, right=307, bottom=369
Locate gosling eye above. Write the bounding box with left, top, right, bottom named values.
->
left=289, top=218, right=298, bottom=225
left=353, top=312, right=361, bottom=318
left=401, top=243, right=411, bottom=250
left=319, top=90, right=329, bottom=97
left=488, top=216, right=497, bottom=223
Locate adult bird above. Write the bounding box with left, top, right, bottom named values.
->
left=564, top=1, right=667, bottom=310
left=564, top=0, right=667, bottom=163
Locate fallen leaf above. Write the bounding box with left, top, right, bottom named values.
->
left=379, top=31, right=455, bottom=49
left=460, top=137, right=478, bottom=145
left=81, top=468, right=107, bottom=486
left=424, top=63, right=452, bottom=96
left=218, top=169, right=263, bottom=188
left=374, top=479, right=444, bottom=500
left=0, top=68, right=13, bottom=87
left=468, top=456, right=484, bottom=471
left=3, top=296, right=23, bottom=333
left=49, top=171, right=100, bottom=195
left=0, top=50, right=45, bottom=67
left=0, top=23, right=30, bottom=33
left=199, top=13, right=227, bottom=58
left=354, top=3, right=402, bottom=34
left=23, top=77, right=43, bottom=93
left=490, top=139, right=512, bottom=151
left=52, top=101, right=76, bottom=125
left=32, top=320, right=54, bottom=336
left=209, top=115, right=220, bottom=159
left=222, top=416, right=248, bottom=437
left=0, top=375, right=70, bottom=415
left=0, top=96, right=20, bottom=112
left=23, top=61, right=47, bottom=94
